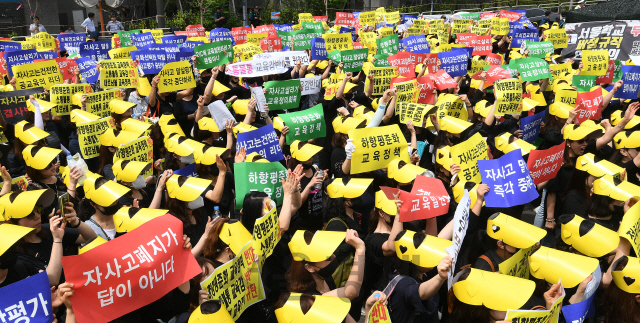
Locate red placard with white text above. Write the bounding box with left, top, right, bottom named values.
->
left=425, top=53, right=439, bottom=74
left=595, top=60, right=615, bottom=84
left=471, top=35, right=492, bottom=56
left=499, top=10, right=522, bottom=22
left=456, top=33, right=476, bottom=46
left=174, top=30, right=200, bottom=37
left=260, top=36, right=283, bottom=52
left=486, top=53, right=503, bottom=65
left=0, top=53, right=6, bottom=76
left=416, top=76, right=436, bottom=104
left=429, top=69, right=457, bottom=90
left=231, top=27, right=252, bottom=44
left=61, top=215, right=202, bottom=323
left=381, top=175, right=450, bottom=222
left=481, top=12, right=499, bottom=19
left=186, top=24, right=206, bottom=37
left=35, top=57, right=78, bottom=81
left=527, top=143, right=564, bottom=185
left=336, top=12, right=357, bottom=26
left=314, top=16, right=329, bottom=22
left=575, top=87, right=603, bottom=125
left=253, top=24, right=277, bottom=37
left=353, top=42, right=364, bottom=49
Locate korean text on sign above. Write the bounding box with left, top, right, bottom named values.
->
left=478, top=149, right=538, bottom=207
left=348, top=124, right=411, bottom=174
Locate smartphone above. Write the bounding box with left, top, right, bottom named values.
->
left=58, top=192, right=70, bottom=223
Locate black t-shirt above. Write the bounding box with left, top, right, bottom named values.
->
left=0, top=260, right=41, bottom=288
left=330, top=146, right=347, bottom=178
left=292, top=173, right=324, bottom=231
left=473, top=249, right=502, bottom=272
left=150, top=92, right=178, bottom=117
left=364, top=232, right=393, bottom=291
left=622, top=159, right=640, bottom=186
left=24, top=224, right=80, bottom=265
left=201, top=173, right=235, bottom=218
left=387, top=275, right=440, bottom=323
left=563, top=189, right=587, bottom=217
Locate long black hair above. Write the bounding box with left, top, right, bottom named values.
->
left=240, top=191, right=268, bottom=234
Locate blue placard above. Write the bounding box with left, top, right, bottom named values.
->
left=511, top=9, right=527, bottom=18
left=352, top=12, right=360, bottom=18
left=181, top=41, right=205, bottom=51
left=508, top=22, right=525, bottom=37
left=512, top=28, right=538, bottom=48
left=131, top=50, right=166, bottom=74
left=209, top=28, right=234, bottom=45
left=615, top=65, right=640, bottom=99
left=0, top=41, right=22, bottom=52
left=162, top=35, right=187, bottom=45
left=79, top=41, right=111, bottom=61
left=58, top=33, right=86, bottom=51
left=175, top=51, right=192, bottom=62
left=340, top=26, right=358, bottom=42
left=274, top=24, right=293, bottom=32
left=174, top=163, right=198, bottom=177
left=0, top=272, right=53, bottom=323
left=403, top=35, right=430, bottom=54
left=438, top=49, right=469, bottom=77
left=478, top=149, right=539, bottom=207
left=132, top=32, right=155, bottom=50
left=236, top=124, right=284, bottom=162
left=562, top=293, right=595, bottom=323
left=76, top=57, right=99, bottom=83
left=5, top=49, right=38, bottom=77
left=37, top=52, right=57, bottom=60
left=149, top=44, right=180, bottom=62
left=520, top=110, right=546, bottom=143
left=310, top=38, right=327, bottom=60
left=402, top=14, right=418, bottom=25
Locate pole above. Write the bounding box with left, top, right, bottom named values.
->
left=156, top=0, right=165, bottom=27
left=99, top=1, right=104, bottom=33
left=243, top=0, right=247, bottom=26
left=325, top=0, right=328, bottom=17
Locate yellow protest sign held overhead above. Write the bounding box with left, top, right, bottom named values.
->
left=378, top=27, right=394, bottom=38
left=395, top=102, right=434, bottom=126
left=620, top=201, right=640, bottom=256
left=582, top=50, right=609, bottom=76
left=471, top=26, right=490, bottom=36
left=544, top=28, right=568, bottom=49
left=12, top=60, right=62, bottom=90
left=367, top=300, right=392, bottom=323
left=358, top=11, right=376, bottom=27
left=436, top=93, right=469, bottom=120
left=100, top=59, right=140, bottom=89
left=86, top=89, right=123, bottom=118
left=451, top=133, right=489, bottom=183
left=364, top=67, right=400, bottom=95
left=298, top=13, right=314, bottom=23
left=468, top=59, right=490, bottom=76
left=50, top=84, right=93, bottom=116
left=77, top=117, right=117, bottom=159
left=253, top=205, right=281, bottom=269
left=550, top=62, right=572, bottom=80
left=384, top=11, right=400, bottom=24
left=247, top=33, right=268, bottom=45
left=114, top=135, right=154, bottom=177
left=323, top=33, right=353, bottom=53
left=359, top=32, right=378, bottom=49
left=200, top=242, right=265, bottom=320
left=142, top=29, right=164, bottom=43
left=478, top=19, right=492, bottom=29
left=158, top=60, right=196, bottom=93
left=233, top=43, right=263, bottom=62
left=32, top=32, right=57, bottom=51
left=20, top=41, right=37, bottom=50
left=452, top=19, right=473, bottom=34
left=108, top=46, right=138, bottom=59
left=490, top=17, right=510, bottom=35
left=348, top=124, right=411, bottom=174
left=494, top=79, right=523, bottom=115
left=406, top=28, right=425, bottom=36
left=412, top=20, right=428, bottom=29
left=394, top=79, right=420, bottom=103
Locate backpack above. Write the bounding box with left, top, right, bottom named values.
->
left=323, top=217, right=355, bottom=288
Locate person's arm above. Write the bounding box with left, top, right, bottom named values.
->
left=177, top=235, right=192, bottom=294
left=194, top=96, right=207, bottom=123
left=202, top=67, right=218, bottom=104
left=62, top=203, right=97, bottom=244
left=225, top=119, right=234, bottom=151
left=383, top=198, right=404, bottom=255
left=407, top=120, right=417, bottom=149
left=279, top=126, right=288, bottom=150
left=603, top=80, right=623, bottom=109
left=48, top=216, right=65, bottom=286
left=568, top=275, right=593, bottom=304
left=0, top=165, right=11, bottom=197
left=596, top=102, right=639, bottom=150
left=343, top=139, right=353, bottom=175
left=243, top=99, right=257, bottom=125
left=324, top=230, right=365, bottom=300
left=57, top=283, right=77, bottom=323
left=278, top=167, right=302, bottom=234
left=336, top=72, right=353, bottom=101
left=365, top=74, right=374, bottom=98
left=561, top=108, right=577, bottom=135
left=148, top=75, right=159, bottom=108
left=603, top=235, right=631, bottom=288
left=321, top=61, right=332, bottom=80
left=545, top=192, right=556, bottom=230
left=204, top=155, right=227, bottom=203
left=417, top=58, right=428, bottom=78
left=484, top=103, right=496, bottom=127
left=418, top=256, right=452, bottom=300
left=176, top=87, right=195, bottom=101
left=149, top=170, right=173, bottom=209
left=472, top=184, right=489, bottom=215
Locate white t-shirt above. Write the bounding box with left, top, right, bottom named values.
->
left=81, top=17, right=96, bottom=32
left=29, top=24, right=47, bottom=36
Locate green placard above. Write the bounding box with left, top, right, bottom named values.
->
left=342, top=48, right=369, bottom=72
left=572, top=75, right=597, bottom=92
left=613, top=60, right=623, bottom=82
left=279, top=103, right=326, bottom=144
left=512, top=58, right=551, bottom=81
left=291, top=28, right=322, bottom=50
left=373, top=54, right=391, bottom=67
left=522, top=40, right=554, bottom=59
left=117, top=29, right=141, bottom=47
left=376, top=34, right=399, bottom=56
left=234, top=162, right=287, bottom=210
left=460, top=12, right=481, bottom=21
left=301, top=22, right=324, bottom=33
left=264, top=79, right=301, bottom=110
left=277, top=30, right=295, bottom=46
left=194, top=40, right=233, bottom=69
left=328, top=50, right=342, bottom=63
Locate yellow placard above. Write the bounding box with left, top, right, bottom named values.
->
left=359, top=32, right=378, bottom=49
left=619, top=201, right=640, bottom=256
left=468, top=59, right=490, bottom=76
left=298, top=13, right=315, bottom=23
left=394, top=79, right=420, bottom=103
left=452, top=19, right=473, bottom=34
left=187, top=36, right=209, bottom=43
left=550, top=62, right=572, bottom=80
left=50, top=84, right=93, bottom=116
left=378, top=27, right=393, bottom=38
left=12, top=60, right=62, bottom=90
left=32, top=32, right=57, bottom=51
left=450, top=133, right=488, bottom=183
left=200, top=242, right=265, bottom=320
left=556, top=88, right=577, bottom=106
left=494, top=79, right=523, bottom=115
left=478, top=19, right=493, bottom=29
left=0, top=131, right=7, bottom=144
left=158, top=60, right=196, bottom=93
left=142, top=29, right=164, bottom=43
left=247, top=33, right=268, bottom=45
left=0, top=176, right=27, bottom=191
left=364, top=67, right=400, bottom=95
left=292, top=24, right=302, bottom=31
left=233, top=43, right=263, bottom=62
left=436, top=93, right=468, bottom=120
left=582, top=50, right=609, bottom=76
left=499, top=246, right=535, bottom=279
left=348, top=124, right=411, bottom=174
left=323, top=33, right=353, bottom=52
left=412, top=20, right=428, bottom=29
left=20, top=41, right=37, bottom=50
left=437, top=43, right=465, bottom=53
left=471, top=26, right=490, bottom=36
left=77, top=117, right=116, bottom=159
left=358, top=11, right=376, bottom=27
left=253, top=206, right=281, bottom=269
left=108, top=46, right=138, bottom=59
left=384, top=11, right=400, bottom=24
left=490, top=17, right=510, bottom=36
left=86, top=89, right=122, bottom=118
left=406, top=28, right=424, bottom=36
left=367, top=300, right=392, bottom=323
left=544, top=28, right=568, bottom=49
left=437, top=30, right=449, bottom=45
left=395, top=102, right=433, bottom=126
left=504, top=283, right=565, bottom=323
left=100, top=59, right=140, bottom=89
left=114, top=135, right=154, bottom=177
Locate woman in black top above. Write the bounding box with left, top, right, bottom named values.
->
left=113, top=160, right=155, bottom=208
left=287, top=141, right=327, bottom=232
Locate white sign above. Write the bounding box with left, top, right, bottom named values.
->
left=225, top=59, right=288, bottom=78
left=207, top=100, right=236, bottom=130
left=445, top=190, right=470, bottom=290
left=254, top=50, right=311, bottom=67
left=300, top=76, right=321, bottom=95
left=250, top=86, right=267, bottom=112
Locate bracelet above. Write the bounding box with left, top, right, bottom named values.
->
left=546, top=219, right=555, bottom=223
left=53, top=241, right=62, bottom=244
left=69, top=220, right=81, bottom=229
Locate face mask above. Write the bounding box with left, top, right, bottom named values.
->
left=301, top=163, right=313, bottom=170
left=0, top=246, right=18, bottom=269
left=188, top=196, right=204, bottom=210
left=101, top=204, right=120, bottom=216
left=200, top=76, right=211, bottom=84
left=385, top=215, right=395, bottom=227
left=448, top=136, right=462, bottom=145
left=180, top=154, right=194, bottom=164
left=132, top=175, right=146, bottom=189
left=348, top=197, right=363, bottom=210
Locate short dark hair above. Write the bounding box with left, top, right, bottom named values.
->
left=545, top=10, right=551, bottom=16
left=217, top=6, right=222, bottom=10
left=88, top=12, right=95, bottom=18
left=33, top=16, right=40, bottom=20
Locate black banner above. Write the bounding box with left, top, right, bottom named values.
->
left=562, top=20, right=640, bottom=62
left=0, top=88, right=46, bottom=124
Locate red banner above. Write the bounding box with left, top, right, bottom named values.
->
left=388, top=52, right=425, bottom=78
left=456, top=33, right=476, bottom=46
left=61, top=215, right=201, bottom=323
left=381, top=176, right=450, bottom=222
left=595, top=60, right=615, bottom=84
left=253, top=24, right=277, bottom=37
left=336, top=12, right=357, bottom=26
left=231, top=27, right=252, bottom=45
left=186, top=24, right=206, bottom=37
left=353, top=42, right=363, bottom=49
left=429, top=69, right=457, bottom=90
left=471, top=35, right=492, bottom=56
left=314, top=16, right=329, bottom=22
left=527, top=143, right=564, bottom=185
left=481, top=12, right=499, bottom=20
left=0, top=53, right=7, bottom=76
left=575, top=87, right=603, bottom=125
left=425, top=53, right=439, bottom=74
left=260, top=36, right=283, bottom=52
left=174, top=30, right=200, bottom=37
left=416, top=76, right=436, bottom=104
left=486, top=53, right=503, bottom=65
left=484, top=65, right=511, bottom=86
left=499, top=10, right=522, bottom=22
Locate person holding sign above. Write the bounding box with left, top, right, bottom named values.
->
left=148, top=74, right=196, bottom=119
left=110, top=99, right=136, bottom=129
left=112, top=160, right=155, bottom=208
left=79, top=172, right=130, bottom=241
left=193, top=145, right=235, bottom=218
left=163, top=174, right=214, bottom=247
left=287, top=141, right=327, bottom=232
